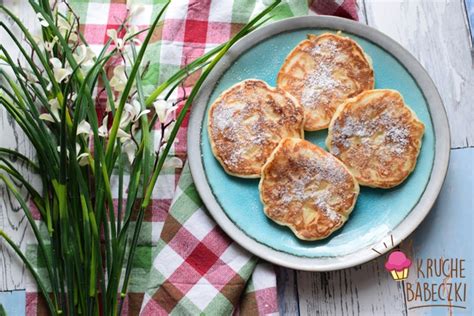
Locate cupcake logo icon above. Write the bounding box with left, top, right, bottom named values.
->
left=385, top=250, right=412, bottom=281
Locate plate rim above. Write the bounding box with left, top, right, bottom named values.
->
left=187, top=15, right=450, bottom=271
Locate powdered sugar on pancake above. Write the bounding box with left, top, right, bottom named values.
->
left=301, top=39, right=342, bottom=109
left=212, top=101, right=268, bottom=147
left=208, top=80, right=304, bottom=177
left=331, top=108, right=410, bottom=155
left=327, top=89, right=425, bottom=188
left=309, top=39, right=338, bottom=56
left=279, top=153, right=348, bottom=222
left=212, top=101, right=270, bottom=167
left=301, top=63, right=340, bottom=109
left=260, top=138, right=359, bottom=240
left=277, top=33, right=374, bottom=130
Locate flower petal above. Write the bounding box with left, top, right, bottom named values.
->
left=68, top=32, right=78, bottom=43
left=110, top=65, right=127, bottom=92
left=136, top=109, right=150, bottom=120
left=153, top=99, right=171, bottom=123
left=120, top=113, right=132, bottom=128
left=39, top=113, right=55, bottom=122
left=49, top=57, right=62, bottom=69
left=37, top=13, right=49, bottom=27
left=117, top=129, right=131, bottom=142
left=165, top=105, right=178, bottom=121
left=54, top=67, right=72, bottom=83
left=123, top=140, right=137, bottom=164
left=77, top=153, right=90, bottom=166
left=98, top=116, right=109, bottom=137
left=132, top=99, right=141, bottom=116
left=77, top=120, right=91, bottom=136
left=163, top=156, right=183, bottom=169
left=48, top=98, right=59, bottom=109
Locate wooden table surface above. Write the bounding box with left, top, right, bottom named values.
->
left=1, top=0, right=473, bottom=315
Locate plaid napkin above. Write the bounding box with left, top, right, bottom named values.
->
left=18, top=0, right=357, bottom=315
left=138, top=165, right=278, bottom=315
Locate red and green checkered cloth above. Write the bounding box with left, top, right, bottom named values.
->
left=21, top=0, right=357, bottom=315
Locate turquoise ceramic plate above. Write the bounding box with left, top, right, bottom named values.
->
left=188, top=16, right=450, bottom=270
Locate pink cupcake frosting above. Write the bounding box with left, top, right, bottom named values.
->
left=385, top=250, right=411, bottom=271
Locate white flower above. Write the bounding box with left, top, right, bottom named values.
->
left=163, top=156, right=183, bottom=170
left=74, top=142, right=90, bottom=165
left=50, top=57, right=72, bottom=83
left=69, top=32, right=78, bottom=43
left=39, top=113, right=55, bottom=123
left=122, top=139, right=137, bottom=164
left=77, top=152, right=90, bottom=166
left=120, top=99, right=150, bottom=128
left=44, top=36, right=58, bottom=53
left=39, top=98, right=60, bottom=122
left=56, top=15, right=69, bottom=31
left=98, top=115, right=109, bottom=137
left=106, top=29, right=124, bottom=50
left=117, top=128, right=131, bottom=143
left=153, top=99, right=177, bottom=123
left=120, top=104, right=133, bottom=128
left=109, top=65, right=127, bottom=92
left=49, top=98, right=60, bottom=109
left=37, top=13, right=49, bottom=27
left=133, top=100, right=150, bottom=121
left=73, top=44, right=96, bottom=65
left=125, top=25, right=141, bottom=45
left=76, top=120, right=91, bottom=136
left=57, top=15, right=78, bottom=42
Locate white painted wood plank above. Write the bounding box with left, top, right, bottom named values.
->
left=0, top=110, right=38, bottom=292
left=0, top=0, right=40, bottom=292
left=356, top=0, right=368, bottom=24
left=276, top=266, right=300, bottom=315
left=364, top=0, right=474, bottom=149
left=403, top=147, right=473, bottom=315
left=297, top=256, right=407, bottom=316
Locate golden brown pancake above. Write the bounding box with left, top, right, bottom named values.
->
left=277, top=33, right=374, bottom=131
left=259, top=138, right=359, bottom=240
left=208, top=79, right=305, bottom=178
left=326, top=89, right=425, bottom=188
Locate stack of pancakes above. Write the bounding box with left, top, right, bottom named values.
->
left=208, top=33, right=425, bottom=241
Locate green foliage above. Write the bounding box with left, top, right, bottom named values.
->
left=0, top=0, right=280, bottom=315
